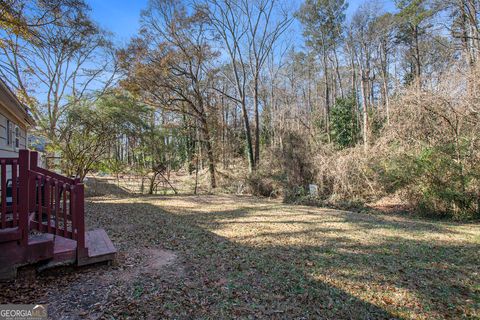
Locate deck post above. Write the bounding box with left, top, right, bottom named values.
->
left=29, top=151, right=38, bottom=170
left=75, top=183, right=87, bottom=259
left=18, top=150, right=30, bottom=246
left=28, top=151, right=38, bottom=214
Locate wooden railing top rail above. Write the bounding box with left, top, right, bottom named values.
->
left=33, top=167, right=76, bottom=185
left=29, top=169, right=74, bottom=187
left=28, top=151, right=78, bottom=185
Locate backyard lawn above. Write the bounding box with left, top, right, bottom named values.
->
left=1, top=193, right=479, bottom=319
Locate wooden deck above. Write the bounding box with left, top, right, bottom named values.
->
left=0, top=151, right=116, bottom=279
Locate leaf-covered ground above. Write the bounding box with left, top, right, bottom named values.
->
left=1, top=193, right=479, bottom=319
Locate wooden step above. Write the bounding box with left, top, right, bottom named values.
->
left=78, top=229, right=116, bottom=266
left=0, top=227, right=26, bottom=279
left=37, top=235, right=77, bottom=271
left=0, top=227, right=22, bottom=243
left=27, top=233, right=54, bottom=263
left=53, top=235, right=77, bottom=262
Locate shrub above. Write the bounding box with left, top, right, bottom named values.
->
left=330, top=96, right=360, bottom=148
left=376, top=72, right=480, bottom=219
left=247, top=132, right=316, bottom=200
left=245, top=171, right=281, bottom=197
left=313, top=145, right=385, bottom=202
left=275, top=132, right=317, bottom=201
left=382, top=144, right=480, bottom=219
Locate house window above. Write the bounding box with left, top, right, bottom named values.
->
left=15, top=126, right=19, bottom=148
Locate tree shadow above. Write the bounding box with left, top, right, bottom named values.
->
left=187, top=203, right=477, bottom=319
left=86, top=198, right=477, bottom=318
left=86, top=199, right=397, bottom=318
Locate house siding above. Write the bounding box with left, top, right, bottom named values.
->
left=0, top=95, right=29, bottom=158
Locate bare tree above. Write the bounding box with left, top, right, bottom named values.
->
left=374, top=13, right=396, bottom=124
left=0, top=0, right=117, bottom=150
left=204, top=0, right=291, bottom=172
left=350, top=3, right=378, bottom=149
left=0, top=0, right=82, bottom=39
left=244, top=0, right=292, bottom=164
left=120, top=0, right=218, bottom=188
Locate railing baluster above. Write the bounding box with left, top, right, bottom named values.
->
left=28, top=174, right=36, bottom=231
left=1, top=160, right=6, bottom=229
left=70, top=185, right=76, bottom=240
left=12, top=160, right=17, bottom=227
left=45, top=178, right=51, bottom=233
left=37, top=175, right=43, bottom=232
left=29, top=169, right=35, bottom=216
left=19, top=150, right=30, bottom=246
left=55, top=181, right=60, bottom=235
left=63, top=184, right=67, bottom=237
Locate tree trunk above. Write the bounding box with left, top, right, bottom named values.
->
left=322, top=47, right=331, bottom=143
left=349, top=47, right=360, bottom=131
left=222, top=93, right=230, bottom=169
left=360, top=69, right=369, bottom=150
left=466, top=0, right=480, bottom=65
left=240, top=98, right=255, bottom=173
left=380, top=38, right=390, bottom=124
left=253, top=76, right=260, bottom=166
left=333, top=44, right=344, bottom=98
left=200, top=117, right=217, bottom=189
left=413, top=25, right=422, bottom=89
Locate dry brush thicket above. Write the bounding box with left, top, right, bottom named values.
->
left=254, top=65, right=480, bottom=220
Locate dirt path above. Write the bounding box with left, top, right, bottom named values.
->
left=1, top=194, right=479, bottom=319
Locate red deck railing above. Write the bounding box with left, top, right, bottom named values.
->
left=0, top=150, right=87, bottom=257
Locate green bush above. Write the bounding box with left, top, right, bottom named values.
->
left=330, top=96, right=360, bottom=148
left=382, top=144, right=480, bottom=220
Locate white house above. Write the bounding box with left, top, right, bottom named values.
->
left=0, top=79, right=35, bottom=157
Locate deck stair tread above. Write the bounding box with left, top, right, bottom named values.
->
left=37, top=235, right=77, bottom=270
left=28, top=233, right=54, bottom=245
left=78, top=228, right=116, bottom=266
left=52, top=235, right=77, bottom=260
left=26, top=233, right=54, bottom=263
left=0, top=227, right=21, bottom=243
left=87, top=229, right=116, bottom=257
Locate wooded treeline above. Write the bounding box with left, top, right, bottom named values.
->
left=1, top=0, right=479, bottom=219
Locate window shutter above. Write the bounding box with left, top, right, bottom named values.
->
left=6, top=120, right=10, bottom=146
left=15, top=126, right=19, bottom=148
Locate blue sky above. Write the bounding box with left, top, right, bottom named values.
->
left=87, top=0, right=148, bottom=43
left=87, top=0, right=396, bottom=44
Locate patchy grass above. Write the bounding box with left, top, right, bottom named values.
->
left=1, top=194, right=479, bottom=319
